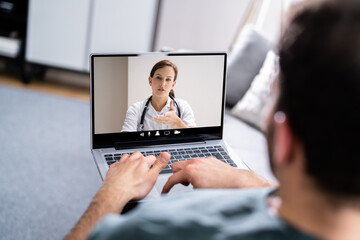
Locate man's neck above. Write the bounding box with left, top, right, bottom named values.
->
left=276, top=181, right=360, bottom=240
left=151, top=95, right=168, bottom=112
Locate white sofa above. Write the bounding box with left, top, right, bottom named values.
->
left=224, top=110, right=276, bottom=183
left=223, top=25, right=278, bottom=183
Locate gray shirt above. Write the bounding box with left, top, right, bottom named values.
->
left=90, top=188, right=320, bottom=240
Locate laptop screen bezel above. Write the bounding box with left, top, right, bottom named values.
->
left=90, top=52, right=227, bottom=149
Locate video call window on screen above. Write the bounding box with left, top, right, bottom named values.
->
left=93, top=54, right=225, bottom=135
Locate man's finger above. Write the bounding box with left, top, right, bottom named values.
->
left=150, top=152, right=171, bottom=175
left=144, top=155, right=156, bottom=168
left=162, top=171, right=189, bottom=193
left=171, top=160, right=190, bottom=172
left=127, top=151, right=143, bottom=161
left=119, top=153, right=130, bottom=162
left=171, top=158, right=203, bottom=172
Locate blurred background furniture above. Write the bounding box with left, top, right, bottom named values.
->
left=0, top=0, right=29, bottom=82
left=0, top=0, right=288, bottom=84
left=23, top=0, right=283, bottom=81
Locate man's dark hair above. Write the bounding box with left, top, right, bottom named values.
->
left=277, top=0, right=360, bottom=196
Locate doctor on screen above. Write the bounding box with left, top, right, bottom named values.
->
left=121, top=60, right=196, bottom=132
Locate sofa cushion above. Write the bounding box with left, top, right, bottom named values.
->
left=226, top=25, right=273, bottom=107
left=231, top=50, right=278, bottom=130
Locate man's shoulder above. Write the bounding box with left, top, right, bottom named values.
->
left=90, top=188, right=318, bottom=240
left=91, top=188, right=284, bottom=239
left=144, top=188, right=272, bottom=224
left=152, top=187, right=270, bottom=208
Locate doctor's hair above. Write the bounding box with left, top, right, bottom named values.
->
left=150, top=60, right=178, bottom=98
left=277, top=0, right=360, bottom=197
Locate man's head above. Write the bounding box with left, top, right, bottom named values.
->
left=268, top=0, right=360, bottom=197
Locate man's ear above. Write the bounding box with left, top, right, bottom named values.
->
left=273, top=112, right=295, bottom=166
left=149, top=77, right=152, bottom=86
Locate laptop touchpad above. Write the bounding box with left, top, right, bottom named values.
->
left=155, top=174, right=193, bottom=195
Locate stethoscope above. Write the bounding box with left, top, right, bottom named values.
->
left=138, top=95, right=181, bottom=131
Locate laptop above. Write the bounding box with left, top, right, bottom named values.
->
left=90, top=52, right=248, bottom=200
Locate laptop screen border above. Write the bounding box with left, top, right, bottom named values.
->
left=90, top=52, right=227, bottom=149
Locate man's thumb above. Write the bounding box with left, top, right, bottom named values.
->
left=151, top=152, right=171, bottom=175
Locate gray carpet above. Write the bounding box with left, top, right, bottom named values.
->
left=0, top=85, right=102, bottom=240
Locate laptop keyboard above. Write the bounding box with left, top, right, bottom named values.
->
left=104, top=145, right=237, bottom=174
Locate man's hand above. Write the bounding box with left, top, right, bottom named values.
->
left=65, top=152, right=170, bottom=240
left=101, top=151, right=170, bottom=204
left=162, top=157, right=276, bottom=193
left=152, top=100, right=187, bottom=128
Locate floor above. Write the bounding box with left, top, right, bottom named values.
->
left=0, top=72, right=90, bottom=101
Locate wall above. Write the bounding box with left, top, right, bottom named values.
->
left=94, top=57, right=128, bottom=134
left=154, top=0, right=252, bottom=51
left=253, top=0, right=283, bottom=45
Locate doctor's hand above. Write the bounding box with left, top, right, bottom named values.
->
left=152, top=100, right=188, bottom=128
left=162, top=157, right=276, bottom=194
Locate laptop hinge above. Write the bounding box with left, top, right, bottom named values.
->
left=114, top=136, right=205, bottom=150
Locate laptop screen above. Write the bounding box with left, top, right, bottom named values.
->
left=90, top=52, right=227, bottom=149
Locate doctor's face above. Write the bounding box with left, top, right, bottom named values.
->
left=149, top=66, right=176, bottom=97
